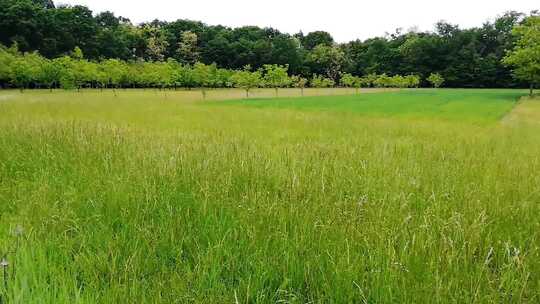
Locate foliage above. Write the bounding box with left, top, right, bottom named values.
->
left=231, top=65, right=263, bottom=97
left=101, top=59, right=128, bottom=88
left=8, top=52, right=39, bottom=90
left=427, top=73, right=445, bottom=88
left=404, top=74, right=421, bottom=88
left=300, top=30, right=334, bottom=50
left=340, top=73, right=356, bottom=88
left=503, top=16, right=540, bottom=96
left=290, top=75, right=308, bottom=95
left=0, top=1, right=535, bottom=88
left=310, top=74, right=335, bottom=88
left=373, top=74, right=393, bottom=88
left=262, top=64, right=290, bottom=95
left=39, top=57, right=64, bottom=89
left=0, top=44, right=433, bottom=92
left=177, top=31, right=199, bottom=65
left=360, top=73, right=378, bottom=88
left=0, top=45, right=16, bottom=84
left=143, top=25, right=169, bottom=62
left=308, top=44, right=345, bottom=80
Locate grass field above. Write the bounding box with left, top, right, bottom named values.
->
left=220, top=89, right=521, bottom=123
left=0, top=89, right=539, bottom=303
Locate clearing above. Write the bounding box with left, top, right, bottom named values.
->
left=0, top=89, right=539, bottom=303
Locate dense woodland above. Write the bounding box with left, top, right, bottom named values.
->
left=0, top=0, right=538, bottom=89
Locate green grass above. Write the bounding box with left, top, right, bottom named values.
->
left=219, top=89, right=522, bottom=123
left=0, top=89, right=539, bottom=303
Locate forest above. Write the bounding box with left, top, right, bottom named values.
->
left=0, top=0, right=538, bottom=89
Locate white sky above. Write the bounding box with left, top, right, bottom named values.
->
left=58, top=0, right=539, bottom=42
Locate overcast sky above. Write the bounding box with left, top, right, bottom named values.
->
left=58, top=0, right=538, bottom=42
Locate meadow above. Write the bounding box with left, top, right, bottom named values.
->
left=0, top=88, right=539, bottom=303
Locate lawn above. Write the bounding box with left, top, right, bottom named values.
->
left=0, top=89, right=539, bottom=303
left=219, top=89, right=523, bottom=123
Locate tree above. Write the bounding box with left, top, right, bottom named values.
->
left=0, top=44, right=17, bottom=88
left=301, top=31, right=334, bottom=50
left=54, top=56, right=76, bottom=89
left=231, top=65, right=262, bottom=98
left=427, top=73, right=445, bottom=88
left=100, top=59, right=127, bottom=94
left=308, top=44, right=345, bottom=80
left=65, top=47, right=95, bottom=91
left=33, top=0, right=55, bottom=9
left=340, top=73, right=355, bottom=88
left=192, top=62, right=211, bottom=99
left=291, top=75, right=308, bottom=96
left=165, top=59, right=181, bottom=89
left=155, top=61, right=174, bottom=91
left=0, top=0, right=49, bottom=53
left=340, top=73, right=363, bottom=94
left=310, top=74, right=334, bottom=88
left=9, top=53, right=37, bottom=91
left=390, top=75, right=405, bottom=88
left=176, top=64, right=197, bottom=89
left=360, top=74, right=378, bottom=88
left=39, top=57, right=64, bottom=90
left=144, top=25, right=169, bottom=62
left=404, top=74, right=420, bottom=88
left=373, top=74, right=392, bottom=88
left=95, top=14, right=140, bottom=61
left=263, top=64, right=290, bottom=96
left=95, top=62, right=109, bottom=90
left=503, top=16, right=540, bottom=96
left=55, top=47, right=94, bottom=91
left=177, top=31, right=200, bottom=65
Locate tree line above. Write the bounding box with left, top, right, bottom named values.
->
left=0, top=44, right=431, bottom=95
left=0, top=0, right=538, bottom=89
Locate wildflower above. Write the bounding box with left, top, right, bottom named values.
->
left=0, top=258, right=8, bottom=268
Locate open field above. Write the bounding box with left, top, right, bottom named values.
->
left=219, top=89, right=522, bottom=123
left=0, top=89, right=539, bottom=303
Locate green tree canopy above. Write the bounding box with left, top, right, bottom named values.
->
left=263, top=64, right=290, bottom=96
left=308, top=44, right=345, bottom=80
left=503, top=16, right=540, bottom=96
left=231, top=65, right=262, bottom=98
left=310, top=74, right=334, bottom=88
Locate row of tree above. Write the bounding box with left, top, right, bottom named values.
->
left=0, top=0, right=538, bottom=88
left=1, top=44, right=438, bottom=96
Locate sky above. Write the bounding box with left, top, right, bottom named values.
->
left=57, top=0, right=539, bottom=42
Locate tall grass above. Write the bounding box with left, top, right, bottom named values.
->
left=0, top=89, right=539, bottom=303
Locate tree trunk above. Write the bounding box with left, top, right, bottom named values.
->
left=246, top=89, right=249, bottom=99
left=275, top=87, right=278, bottom=97
left=530, top=83, right=534, bottom=97
left=300, top=87, right=304, bottom=97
